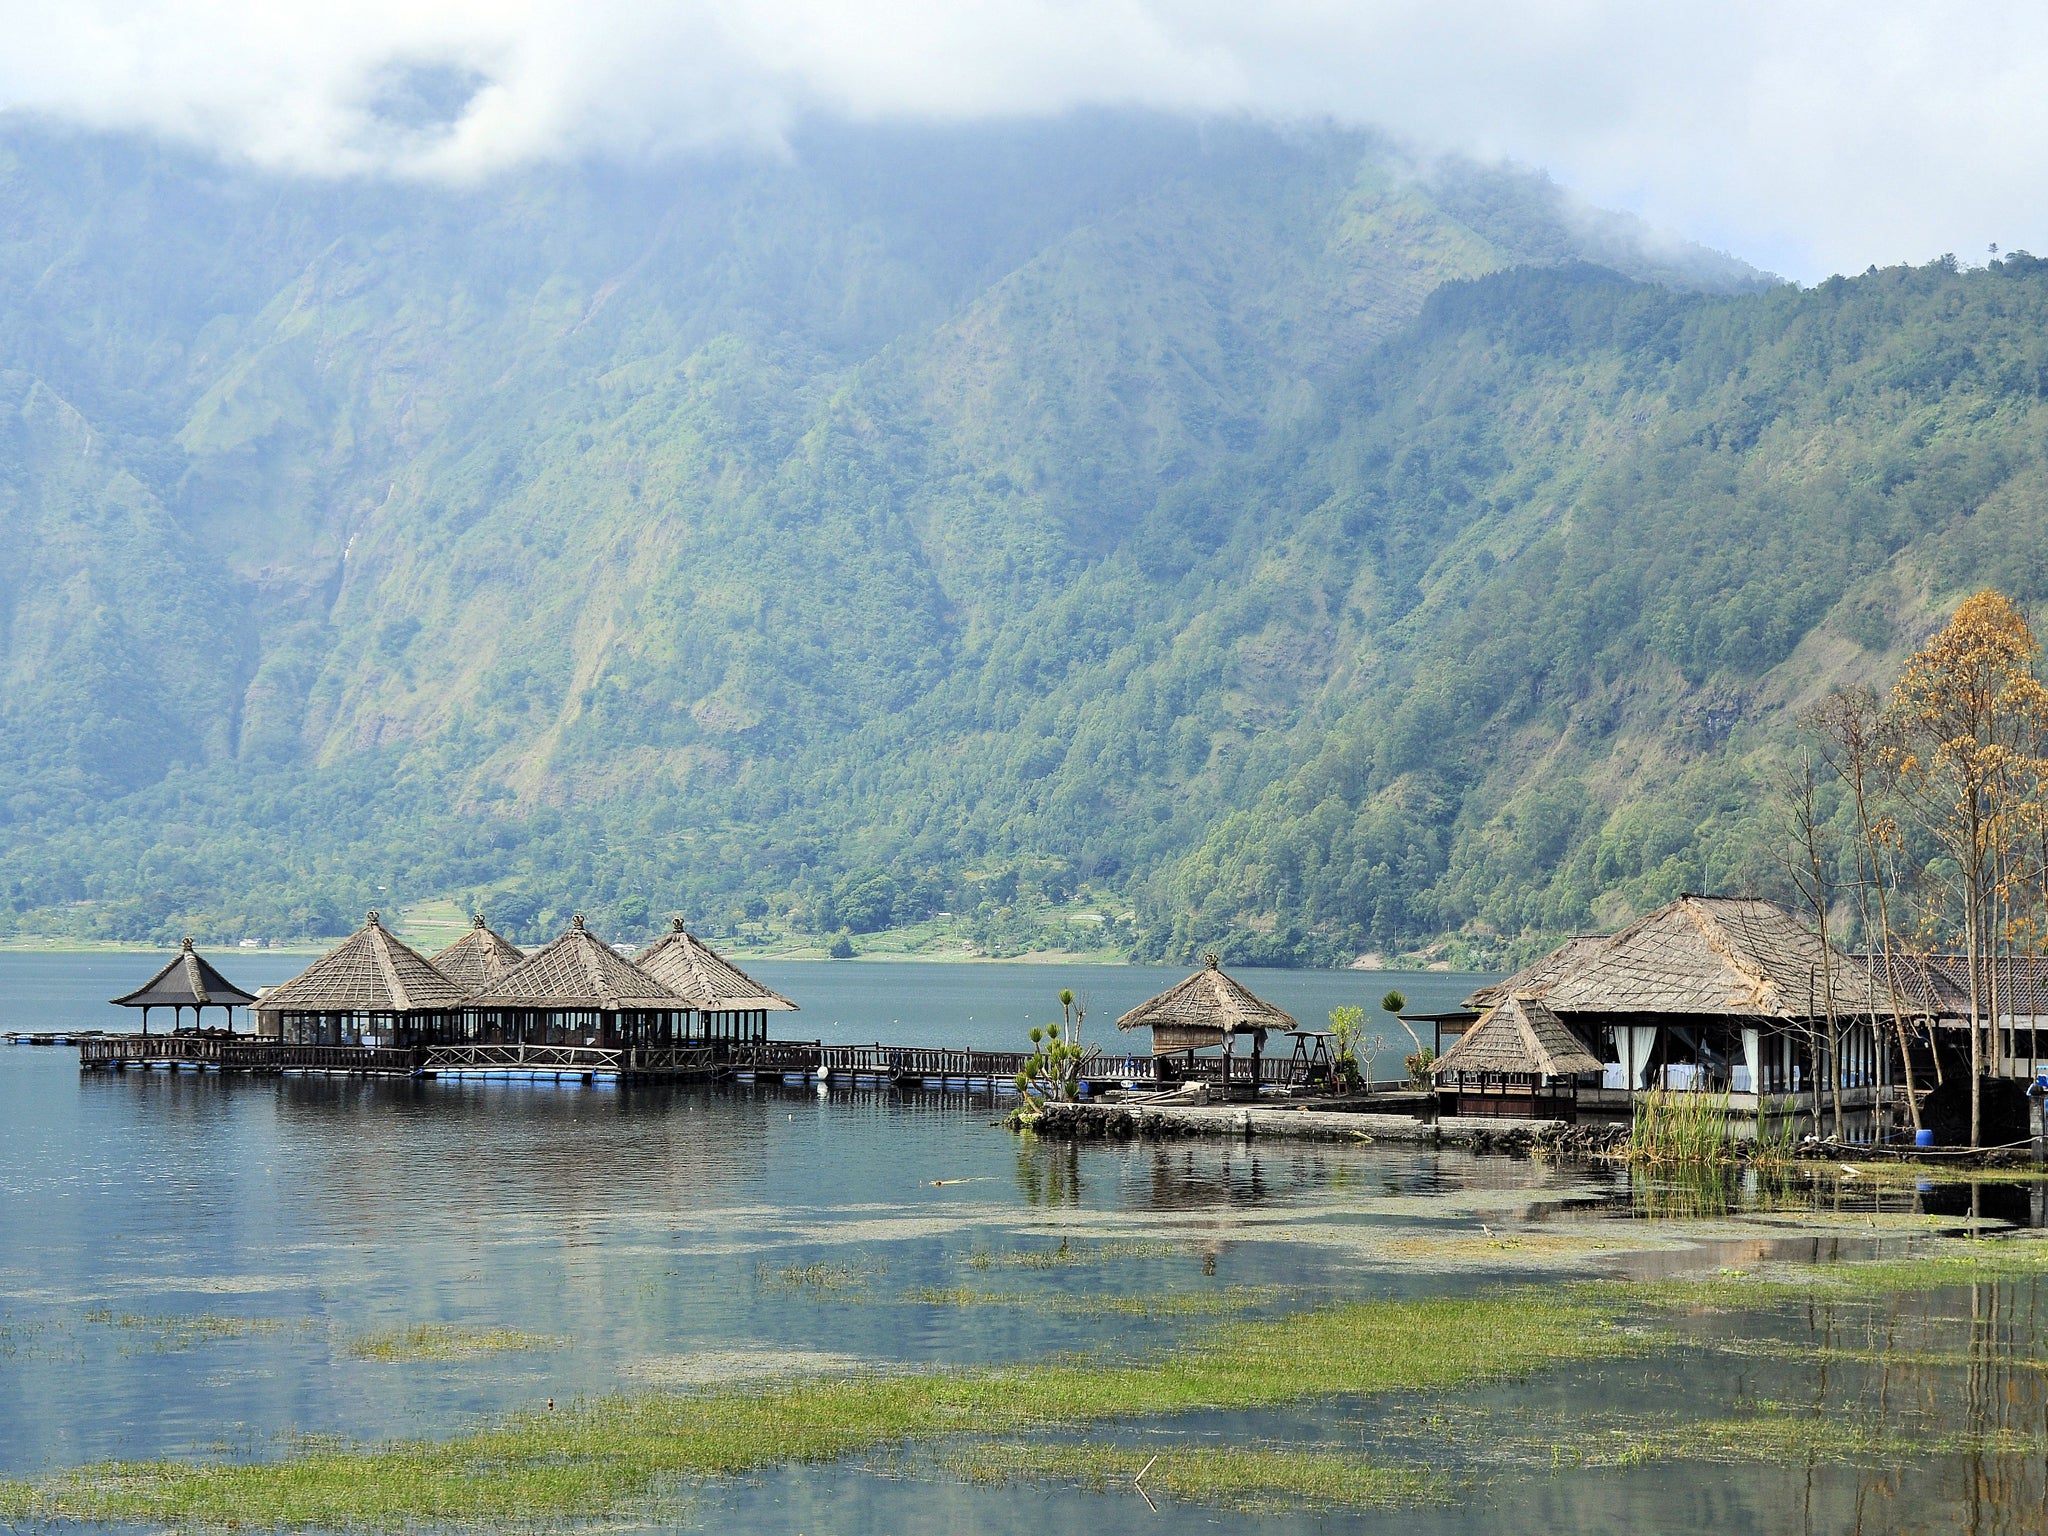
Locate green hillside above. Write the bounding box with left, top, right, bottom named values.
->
left=12, top=113, right=2012, bottom=963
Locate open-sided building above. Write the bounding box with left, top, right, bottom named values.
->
left=633, top=919, right=796, bottom=1044
left=252, top=911, right=467, bottom=1046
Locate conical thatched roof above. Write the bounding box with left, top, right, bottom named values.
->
left=1432, top=995, right=1604, bottom=1079
left=430, top=915, right=527, bottom=997
left=111, top=938, right=257, bottom=1009
left=256, top=912, right=465, bottom=1014
left=470, top=915, right=684, bottom=1012
left=1116, top=953, right=1297, bottom=1037
left=635, top=920, right=798, bottom=1011
left=1473, top=896, right=1891, bottom=1021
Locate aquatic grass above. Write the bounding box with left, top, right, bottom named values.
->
left=939, top=1439, right=1449, bottom=1512
left=345, top=1325, right=564, bottom=1362
left=1629, top=1088, right=1735, bottom=1166
left=8, top=1288, right=1633, bottom=1530
left=1555, top=1411, right=2048, bottom=1470
left=902, top=1284, right=1287, bottom=1317
left=1600, top=1237, right=2048, bottom=1309
left=82, top=1309, right=290, bottom=1353
left=759, top=1257, right=886, bottom=1294
left=960, top=1238, right=1181, bottom=1270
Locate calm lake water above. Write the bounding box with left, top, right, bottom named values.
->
left=3, top=952, right=2046, bottom=1533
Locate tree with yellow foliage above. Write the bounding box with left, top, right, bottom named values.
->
left=1886, top=590, right=2048, bottom=1147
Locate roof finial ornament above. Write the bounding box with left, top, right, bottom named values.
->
left=672, top=917, right=686, bottom=933
left=472, top=913, right=486, bottom=928
left=571, top=913, right=585, bottom=930
left=367, top=910, right=381, bottom=927
left=181, top=936, right=195, bottom=950
left=1204, top=950, right=1219, bottom=970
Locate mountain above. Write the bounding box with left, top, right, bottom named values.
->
left=16, top=110, right=1986, bottom=963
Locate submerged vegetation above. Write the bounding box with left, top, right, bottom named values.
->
left=0, top=1290, right=1628, bottom=1529
left=344, top=1325, right=564, bottom=1363
left=9, top=1238, right=2048, bottom=1527
left=939, top=1440, right=1449, bottom=1512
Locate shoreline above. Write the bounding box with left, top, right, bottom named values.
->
left=1028, top=1100, right=1564, bottom=1149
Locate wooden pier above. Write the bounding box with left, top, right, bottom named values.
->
left=73, top=1032, right=1310, bottom=1094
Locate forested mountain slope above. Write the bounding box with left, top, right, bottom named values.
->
left=9, top=112, right=2002, bottom=961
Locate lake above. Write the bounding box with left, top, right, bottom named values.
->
left=3, top=951, right=2046, bottom=1532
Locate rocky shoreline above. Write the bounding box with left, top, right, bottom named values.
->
left=1025, top=1099, right=1621, bottom=1154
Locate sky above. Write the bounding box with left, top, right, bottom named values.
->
left=0, top=0, right=2039, bottom=283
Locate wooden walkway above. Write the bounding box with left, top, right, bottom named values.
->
left=75, top=1033, right=1314, bottom=1095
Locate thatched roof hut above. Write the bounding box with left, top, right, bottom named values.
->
left=1465, top=895, right=1892, bottom=1021
left=469, top=915, right=683, bottom=1014
left=110, top=938, right=256, bottom=1032
left=256, top=911, right=465, bottom=1020
left=1464, top=935, right=1609, bottom=1012
left=430, top=915, right=527, bottom=998
left=634, top=920, right=797, bottom=1013
left=1116, top=953, right=1296, bottom=1054
left=1432, top=995, right=1603, bottom=1080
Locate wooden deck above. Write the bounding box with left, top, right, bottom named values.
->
left=75, top=1033, right=1329, bottom=1094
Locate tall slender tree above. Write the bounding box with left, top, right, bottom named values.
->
left=1807, top=687, right=1922, bottom=1134
left=1887, top=591, right=2048, bottom=1147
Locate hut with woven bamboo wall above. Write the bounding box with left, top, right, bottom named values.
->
left=465, top=915, right=690, bottom=1047
left=1116, top=952, right=1296, bottom=1089
left=110, top=938, right=257, bottom=1035
left=430, top=915, right=527, bottom=999
left=634, top=919, right=796, bottom=1044
left=253, top=911, right=466, bottom=1046
left=1430, top=994, right=1604, bottom=1118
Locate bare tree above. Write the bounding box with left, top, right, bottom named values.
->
left=1807, top=687, right=1922, bottom=1134
left=1775, top=749, right=1843, bottom=1136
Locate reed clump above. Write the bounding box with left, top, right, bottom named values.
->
left=1628, top=1088, right=1736, bottom=1165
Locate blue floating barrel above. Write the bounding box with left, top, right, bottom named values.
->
left=1915, top=1128, right=1935, bottom=1148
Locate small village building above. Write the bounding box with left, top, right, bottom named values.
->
left=1116, top=953, right=1297, bottom=1087
left=253, top=911, right=467, bottom=1046
left=109, top=938, right=257, bottom=1035
left=430, top=915, right=527, bottom=998
left=465, top=915, right=690, bottom=1047
left=1430, top=993, right=1603, bottom=1119
left=1443, top=895, right=1897, bottom=1127
left=633, top=919, right=796, bottom=1044
left=1870, top=953, right=2048, bottom=1081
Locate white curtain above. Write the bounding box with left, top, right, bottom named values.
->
left=1737, top=1028, right=1760, bottom=1093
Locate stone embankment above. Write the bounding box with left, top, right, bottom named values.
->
left=1027, top=1099, right=1627, bottom=1155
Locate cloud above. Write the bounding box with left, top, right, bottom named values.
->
left=1, top=0, right=2042, bottom=280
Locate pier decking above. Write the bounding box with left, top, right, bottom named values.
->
left=71, top=1032, right=1306, bottom=1093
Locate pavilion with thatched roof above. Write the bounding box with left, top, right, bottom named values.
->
left=1462, top=894, right=1897, bottom=1107
left=466, top=915, right=691, bottom=1048
left=430, top=915, right=527, bottom=998
left=110, top=939, right=257, bottom=1035
left=634, top=919, right=796, bottom=1044
left=1117, top=953, right=1296, bottom=1089
left=1431, top=993, right=1604, bottom=1118
left=253, top=911, right=467, bottom=1047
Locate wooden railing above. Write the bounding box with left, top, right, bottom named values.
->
left=422, top=1042, right=623, bottom=1072
left=79, top=1036, right=416, bottom=1073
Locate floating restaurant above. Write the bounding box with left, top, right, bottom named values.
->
left=635, top=919, right=798, bottom=1045
left=464, top=915, right=694, bottom=1049
left=252, top=911, right=466, bottom=1047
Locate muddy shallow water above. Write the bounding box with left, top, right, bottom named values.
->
left=3, top=953, right=2045, bottom=1533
